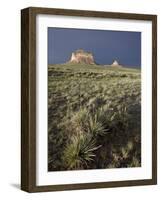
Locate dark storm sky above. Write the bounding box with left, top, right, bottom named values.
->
left=48, top=27, right=141, bottom=68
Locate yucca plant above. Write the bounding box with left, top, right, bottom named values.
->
left=87, top=114, right=107, bottom=137
left=72, top=108, right=89, bottom=126
left=63, top=134, right=101, bottom=170
left=69, top=108, right=89, bottom=135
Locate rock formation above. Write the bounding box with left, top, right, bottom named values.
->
left=68, top=49, right=123, bottom=67
left=69, top=49, right=95, bottom=65
left=111, top=60, right=122, bottom=67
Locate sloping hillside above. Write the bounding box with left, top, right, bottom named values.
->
left=48, top=63, right=141, bottom=171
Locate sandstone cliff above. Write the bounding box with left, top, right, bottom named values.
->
left=69, top=49, right=95, bottom=65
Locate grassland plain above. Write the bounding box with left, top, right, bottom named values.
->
left=48, top=63, right=141, bottom=171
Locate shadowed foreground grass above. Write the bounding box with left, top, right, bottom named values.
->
left=48, top=64, right=141, bottom=171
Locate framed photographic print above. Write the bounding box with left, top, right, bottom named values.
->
left=21, top=7, right=157, bottom=192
